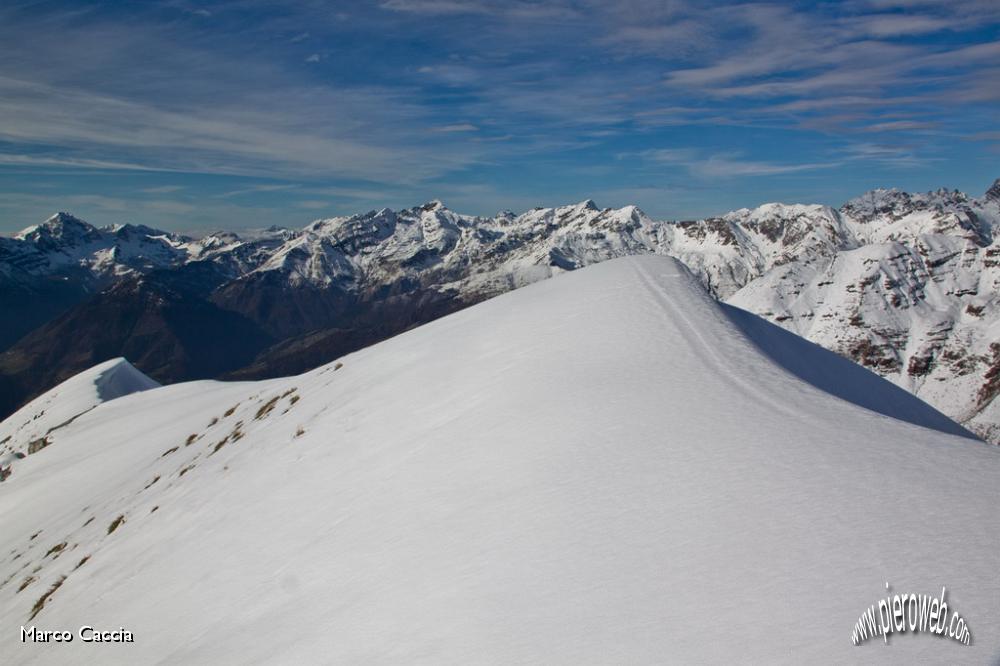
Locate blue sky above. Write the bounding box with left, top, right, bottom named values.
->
left=0, top=0, right=997, bottom=233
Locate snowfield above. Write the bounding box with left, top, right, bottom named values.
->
left=1, top=256, right=999, bottom=664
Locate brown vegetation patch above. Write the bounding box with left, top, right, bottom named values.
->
left=255, top=396, right=280, bottom=420
left=27, top=437, right=51, bottom=455
left=211, top=436, right=230, bottom=455
left=17, top=576, right=36, bottom=593
left=107, top=515, right=125, bottom=535
left=29, top=576, right=66, bottom=621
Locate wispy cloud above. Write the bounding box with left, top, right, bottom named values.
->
left=295, top=200, right=331, bottom=209
left=217, top=184, right=301, bottom=199
left=839, top=142, right=934, bottom=168
left=0, top=74, right=476, bottom=182
left=141, top=185, right=186, bottom=194
left=380, top=0, right=578, bottom=20
left=861, top=120, right=939, bottom=133
left=0, top=152, right=167, bottom=172
left=637, top=149, right=837, bottom=178
left=653, top=2, right=999, bottom=137
left=434, top=123, right=478, bottom=132
left=0, top=7, right=486, bottom=185
left=380, top=0, right=494, bottom=14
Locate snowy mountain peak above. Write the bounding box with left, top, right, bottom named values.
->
left=420, top=199, right=446, bottom=212
left=44, top=211, right=90, bottom=228
left=985, top=177, right=1000, bottom=202
left=104, top=223, right=179, bottom=240
left=840, top=188, right=915, bottom=221
left=15, top=212, right=100, bottom=246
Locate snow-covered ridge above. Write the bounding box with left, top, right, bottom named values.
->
left=0, top=359, right=159, bottom=473
left=2, top=180, right=999, bottom=441
left=2, top=256, right=997, bottom=664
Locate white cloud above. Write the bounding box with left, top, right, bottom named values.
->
left=0, top=152, right=165, bottom=172
left=217, top=184, right=301, bottom=198
left=141, top=185, right=186, bottom=194
left=639, top=149, right=837, bottom=178
left=434, top=123, right=478, bottom=132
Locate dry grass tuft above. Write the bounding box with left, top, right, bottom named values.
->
left=29, top=576, right=66, bottom=621
left=255, top=396, right=280, bottom=420
left=211, top=436, right=231, bottom=455
left=17, top=576, right=36, bottom=593
left=107, top=515, right=125, bottom=535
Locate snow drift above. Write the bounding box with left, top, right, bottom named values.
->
left=1, top=256, right=998, bottom=664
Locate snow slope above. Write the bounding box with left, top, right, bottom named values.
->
left=1, top=256, right=998, bottom=664
left=0, top=358, right=159, bottom=466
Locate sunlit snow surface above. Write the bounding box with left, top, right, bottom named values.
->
left=1, top=256, right=998, bottom=664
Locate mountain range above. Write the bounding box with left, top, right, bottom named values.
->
left=2, top=178, right=999, bottom=441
